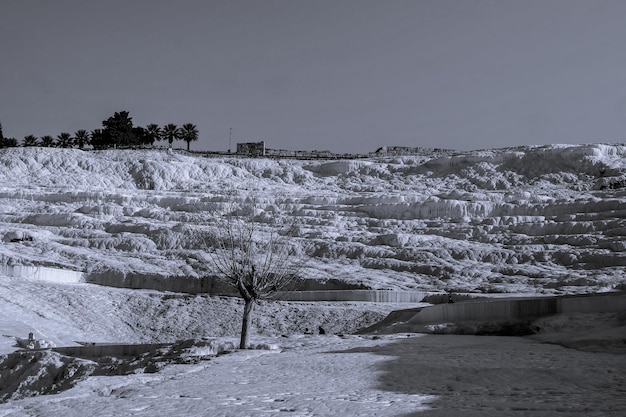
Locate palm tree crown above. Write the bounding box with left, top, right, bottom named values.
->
left=162, top=123, right=181, bottom=148
left=180, top=123, right=199, bottom=151
left=57, top=132, right=73, bottom=148
left=146, top=124, right=162, bottom=147
left=74, top=130, right=90, bottom=149
left=40, top=135, right=55, bottom=147
left=23, top=135, right=38, bottom=147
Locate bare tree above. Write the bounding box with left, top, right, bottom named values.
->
left=204, top=195, right=307, bottom=349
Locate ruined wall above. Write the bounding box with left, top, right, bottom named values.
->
left=0, top=265, right=83, bottom=284
left=85, top=271, right=236, bottom=295
left=408, top=293, right=626, bottom=324
left=236, top=141, right=265, bottom=156
left=272, top=290, right=439, bottom=303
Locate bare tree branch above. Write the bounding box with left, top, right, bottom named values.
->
left=202, top=191, right=309, bottom=348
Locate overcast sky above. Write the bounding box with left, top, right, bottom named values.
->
left=1, top=0, right=626, bottom=153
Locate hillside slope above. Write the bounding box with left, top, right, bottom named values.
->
left=0, top=144, right=625, bottom=294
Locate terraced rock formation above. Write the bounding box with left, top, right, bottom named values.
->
left=0, top=143, right=624, bottom=295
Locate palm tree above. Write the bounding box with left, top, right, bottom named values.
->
left=57, top=132, right=73, bottom=148
left=162, top=123, right=181, bottom=149
left=23, top=135, right=38, bottom=147
left=73, top=130, right=90, bottom=149
left=145, top=124, right=162, bottom=147
left=180, top=123, right=199, bottom=151
left=40, top=135, right=55, bottom=147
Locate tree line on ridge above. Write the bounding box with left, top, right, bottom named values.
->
left=0, top=111, right=199, bottom=151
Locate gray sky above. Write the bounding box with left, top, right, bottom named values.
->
left=1, top=0, right=625, bottom=153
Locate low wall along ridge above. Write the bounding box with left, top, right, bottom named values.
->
left=408, top=293, right=626, bottom=325
left=0, top=265, right=83, bottom=284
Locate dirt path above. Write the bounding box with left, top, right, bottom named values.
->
left=347, top=334, right=626, bottom=416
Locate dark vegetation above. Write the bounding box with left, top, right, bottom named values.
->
left=0, top=116, right=455, bottom=158
left=0, top=112, right=199, bottom=151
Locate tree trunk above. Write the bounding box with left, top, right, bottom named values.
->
left=240, top=298, right=255, bottom=349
